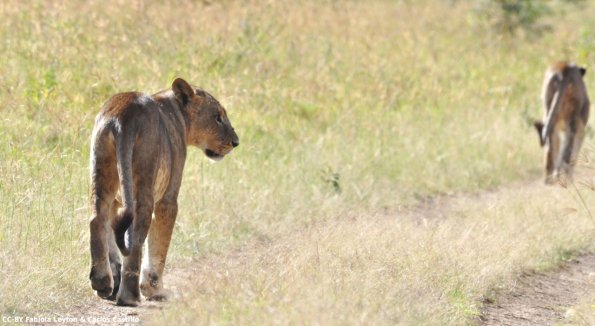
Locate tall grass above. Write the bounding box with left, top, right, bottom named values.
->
left=152, top=183, right=594, bottom=325
left=0, top=0, right=594, bottom=323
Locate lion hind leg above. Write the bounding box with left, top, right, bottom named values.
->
left=545, top=129, right=560, bottom=184
left=89, top=129, right=120, bottom=299
left=89, top=169, right=118, bottom=298
left=104, top=204, right=123, bottom=301
left=116, top=181, right=155, bottom=307
left=89, top=199, right=114, bottom=299
left=569, top=120, right=586, bottom=167
left=561, top=119, right=586, bottom=183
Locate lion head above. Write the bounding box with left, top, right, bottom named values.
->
left=172, top=78, right=239, bottom=161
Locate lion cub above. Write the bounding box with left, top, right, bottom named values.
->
left=89, top=78, right=238, bottom=306
left=534, top=62, right=589, bottom=184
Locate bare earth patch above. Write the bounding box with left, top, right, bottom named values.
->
left=479, top=254, right=595, bottom=326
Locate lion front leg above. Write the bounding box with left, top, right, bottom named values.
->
left=140, top=199, right=177, bottom=301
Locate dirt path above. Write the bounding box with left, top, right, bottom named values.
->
left=479, top=254, right=595, bottom=325
left=63, top=179, right=594, bottom=325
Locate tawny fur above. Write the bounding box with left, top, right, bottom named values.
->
left=534, top=62, right=589, bottom=184
left=89, top=78, right=238, bottom=306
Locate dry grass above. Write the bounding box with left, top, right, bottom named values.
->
left=151, top=180, right=594, bottom=325
left=0, top=0, right=594, bottom=324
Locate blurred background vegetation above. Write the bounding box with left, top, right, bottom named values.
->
left=475, top=0, right=587, bottom=37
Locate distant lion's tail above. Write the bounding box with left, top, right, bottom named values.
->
left=533, top=121, right=545, bottom=147
left=111, top=123, right=135, bottom=256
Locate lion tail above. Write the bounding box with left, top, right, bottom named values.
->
left=112, top=122, right=135, bottom=257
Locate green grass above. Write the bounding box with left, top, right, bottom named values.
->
left=0, top=0, right=594, bottom=324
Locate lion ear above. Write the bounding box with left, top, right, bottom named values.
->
left=172, top=78, right=194, bottom=105
left=579, top=67, right=586, bottom=77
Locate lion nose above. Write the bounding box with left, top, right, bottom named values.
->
left=232, top=140, right=239, bottom=148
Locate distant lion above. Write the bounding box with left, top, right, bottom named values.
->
left=89, top=78, right=239, bottom=306
left=534, top=62, right=589, bottom=184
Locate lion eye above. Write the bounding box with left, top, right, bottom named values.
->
left=216, top=114, right=223, bottom=125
